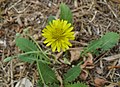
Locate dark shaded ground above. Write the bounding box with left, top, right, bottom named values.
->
left=0, top=0, right=120, bottom=87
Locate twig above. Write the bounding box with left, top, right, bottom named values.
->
left=13, top=3, right=31, bottom=14
left=10, top=60, right=13, bottom=87
left=8, top=0, right=21, bottom=10
left=89, top=11, right=97, bottom=22
left=103, top=54, right=120, bottom=61
left=106, top=60, right=118, bottom=78
left=104, top=0, right=118, bottom=18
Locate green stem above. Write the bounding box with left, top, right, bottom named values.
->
left=46, top=53, right=61, bottom=64
left=27, top=34, right=49, bottom=60
left=36, top=55, right=46, bottom=86
left=4, top=51, right=40, bottom=62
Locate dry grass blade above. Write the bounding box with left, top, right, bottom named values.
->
left=103, top=54, right=120, bottom=61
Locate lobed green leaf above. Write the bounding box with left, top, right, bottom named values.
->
left=100, top=32, right=120, bottom=50
left=65, top=82, right=88, bottom=87
left=37, top=61, right=58, bottom=84
left=18, top=55, right=36, bottom=63
left=64, top=66, right=81, bottom=82
left=15, top=38, right=38, bottom=52
left=60, top=3, right=73, bottom=23
left=3, top=57, right=15, bottom=62
left=15, top=38, right=39, bottom=63
left=81, top=32, right=120, bottom=56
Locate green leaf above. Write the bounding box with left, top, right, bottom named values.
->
left=36, top=80, right=43, bottom=87
left=18, top=55, right=36, bottom=63
left=81, top=32, right=120, bottom=56
left=48, top=15, right=55, bottom=24
left=37, top=61, right=58, bottom=84
left=15, top=38, right=38, bottom=52
left=3, top=57, right=15, bottom=62
left=64, top=66, right=81, bottom=82
left=60, top=3, right=73, bottom=23
left=100, top=32, right=120, bottom=50
left=65, top=82, right=88, bottom=87
left=3, top=51, right=39, bottom=62
left=15, top=38, right=38, bottom=62
left=81, top=40, right=102, bottom=56
left=18, top=52, right=50, bottom=64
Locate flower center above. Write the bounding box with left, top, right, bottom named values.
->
left=52, top=28, right=64, bottom=40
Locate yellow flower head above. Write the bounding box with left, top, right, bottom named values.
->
left=42, top=19, right=75, bottom=52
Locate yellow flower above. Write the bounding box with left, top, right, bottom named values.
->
left=42, top=19, right=75, bottom=52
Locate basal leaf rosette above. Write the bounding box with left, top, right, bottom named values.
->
left=42, top=19, right=75, bottom=52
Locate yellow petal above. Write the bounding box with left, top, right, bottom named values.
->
left=57, top=41, right=61, bottom=52
left=63, top=23, right=71, bottom=32
left=51, top=42, right=57, bottom=52
left=44, top=39, right=54, bottom=44
left=46, top=41, right=53, bottom=46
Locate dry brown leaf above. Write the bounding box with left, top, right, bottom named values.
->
left=81, top=53, right=94, bottom=69
left=80, top=69, right=88, bottom=80
left=69, top=47, right=83, bottom=62
left=96, top=67, right=103, bottom=74
left=0, top=30, right=5, bottom=37
left=94, top=78, right=106, bottom=87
